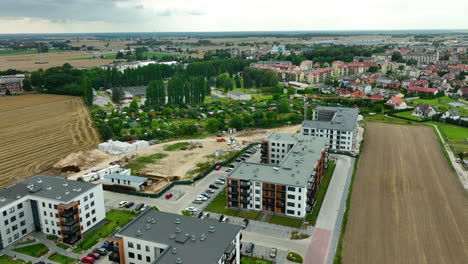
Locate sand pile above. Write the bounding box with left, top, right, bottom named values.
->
left=54, top=150, right=110, bottom=168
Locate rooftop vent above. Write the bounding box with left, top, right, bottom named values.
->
left=146, top=217, right=151, bottom=223
left=65, top=190, right=69, bottom=195
left=176, top=258, right=182, bottom=264
left=171, top=247, right=177, bottom=254
left=191, top=235, right=196, bottom=241
left=16, top=194, right=21, bottom=199
left=200, top=234, right=206, bottom=241
left=175, top=218, right=181, bottom=224
left=169, top=234, right=176, bottom=239
left=175, top=227, right=182, bottom=233
left=151, top=218, right=156, bottom=224
left=209, top=226, right=215, bottom=233
left=72, top=187, right=77, bottom=192
left=0, top=197, right=5, bottom=202
left=56, top=195, right=61, bottom=199
left=63, top=182, right=68, bottom=187
left=76, top=187, right=81, bottom=192
left=46, top=185, right=52, bottom=190
left=136, top=230, right=142, bottom=236
left=36, top=178, right=42, bottom=183
left=27, top=183, right=34, bottom=189
left=145, top=223, right=151, bottom=230
left=291, top=174, right=295, bottom=177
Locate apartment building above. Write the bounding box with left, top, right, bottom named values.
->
left=302, top=106, right=359, bottom=152
left=0, top=175, right=105, bottom=249
left=107, top=209, right=241, bottom=264
left=227, top=134, right=328, bottom=218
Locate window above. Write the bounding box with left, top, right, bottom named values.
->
left=85, top=204, right=89, bottom=210
left=8, top=216, right=16, bottom=223
left=51, top=222, right=54, bottom=226
left=49, top=204, right=52, bottom=209
left=91, top=209, right=96, bottom=215
left=91, top=201, right=95, bottom=207
left=2, top=211, right=6, bottom=217
left=298, top=196, right=301, bottom=200
left=6, top=228, right=10, bottom=234
left=287, top=186, right=295, bottom=192
left=137, top=244, right=141, bottom=250
left=112, top=179, right=115, bottom=183
left=298, top=204, right=301, bottom=208
left=287, top=202, right=294, bottom=207
left=90, top=192, right=94, bottom=198
left=42, top=202, right=45, bottom=207
left=19, top=212, right=24, bottom=218
left=146, top=256, right=151, bottom=262
left=14, top=233, right=19, bottom=239
left=8, top=237, right=12, bottom=243
left=298, top=188, right=302, bottom=193
left=17, top=203, right=23, bottom=209
left=84, top=196, right=88, bottom=202
left=255, top=190, right=260, bottom=194
left=287, top=194, right=295, bottom=199
left=255, top=204, right=260, bottom=209
left=128, top=242, right=134, bottom=248
left=86, top=213, right=90, bottom=218
left=145, top=246, right=150, bottom=252
left=128, top=252, right=135, bottom=259
left=49, top=212, right=53, bottom=217
left=20, top=220, right=26, bottom=227
left=53, top=230, right=56, bottom=234
left=21, top=229, right=27, bottom=235
left=137, top=254, right=142, bottom=261
left=9, top=207, right=15, bottom=213
left=287, top=210, right=294, bottom=214
left=4, top=220, right=8, bottom=225
left=46, top=228, right=49, bottom=233
left=255, top=182, right=260, bottom=186
left=45, top=220, right=48, bottom=224
left=92, top=217, right=96, bottom=223
left=255, top=197, right=260, bottom=201
left=87, top=221, right=91, bottom=226
left=297, top=211, right=301, bottom=216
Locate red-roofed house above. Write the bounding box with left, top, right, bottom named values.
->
left=369, top=94, right=384, bottom=101
left=337, top=88, right=352, bottom=97
left=407, top=86, right=438, bottom=95
left=458, top=87, right=468, bottom=98
left=385, top=96, right=407, bottom=110
left=350, top=91, right=366, bottom=98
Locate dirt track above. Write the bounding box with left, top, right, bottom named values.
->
left=0, top=95, right=100, bottom=187
left=343, top=123, right=468, bottom=264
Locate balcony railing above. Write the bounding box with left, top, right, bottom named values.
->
left=228, top=183, right=239, bottom=188
left=60, top=208, right=78, bottom=218
left=60, top=217, right=79, bottom=227
left=240, top=190, right=251, bottom=196
left=63, top=235, right=81, bottom=245
left=63, top=225, right=80, bottom=235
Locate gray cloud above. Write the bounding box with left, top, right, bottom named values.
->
left=0, top=0, right=202, bottom=24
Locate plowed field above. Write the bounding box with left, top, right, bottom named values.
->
left=0, top=95, right=100, bottom=187
left=343, top=123, right=468, bottom=264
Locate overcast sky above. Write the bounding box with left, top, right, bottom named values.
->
left=0, top=0, right=466, bottom=33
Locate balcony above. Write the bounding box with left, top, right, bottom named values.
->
left=229, top=197, right=239, bottom=203
left=240, top=190, right=251, bottom=196
left=262, top=192, right=274, bottom=198
left=229, top=188, right=239, bottom=195
left=109, top=252, right=120, bottom=262
left=228, top=183, right=239, bottom=188
left=63, top=235, right=81, bottom=245
left=60, top=217, right=79, bottom=227
left=240, top=197, right=251, bottom=204
left=63, top=225, right=80, bottom=235
left=60, top=208, right=78, bottom=218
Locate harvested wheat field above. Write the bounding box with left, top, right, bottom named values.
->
left=0, top=94, right=100, bottom=187
left=343, top=123, right=468, bottom=264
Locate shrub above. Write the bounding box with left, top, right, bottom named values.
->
left=287, top=252, right=303, bottom=263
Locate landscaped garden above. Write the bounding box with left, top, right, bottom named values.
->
left=72, top=210, right=138, bottom=253
left=204, top=190, right=263, bottom=220
left=48, top=253, right=76, bottom=264
left=241, top=256, right=272, bottom=264
left=0, top=255, right=28, bottom=264
left=14, top=243, right=49, bottom=258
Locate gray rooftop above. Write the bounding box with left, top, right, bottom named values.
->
left=0, top=175, right=96, bottom=207
left=104, top=173, right=147, bottom=183
left=229, top=134, right=327, bottom=187
left=302, top=106, right=359, bottom=131
left=228, top=91, right=247, bottom=96
left=114, top=209, right=241, bottom=264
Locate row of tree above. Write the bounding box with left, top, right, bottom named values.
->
left=146, top=76, right=208, bottom=107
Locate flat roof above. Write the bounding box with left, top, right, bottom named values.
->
left=104, top=174, right=147, bottom=183
left=228, top=91, right=248, bottom=96
left=229, top=134, right=327, bottom=187
left=0, top=175, right=96, bottom=207
left=302, top=106, right=359, bottom=131
left=114, top=209, right=241, bottom=264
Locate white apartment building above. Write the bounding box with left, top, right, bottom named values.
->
left=107, top=209, right=241, bottom=264
left=0, top=175, right=105, bottom=248
left=227, top=133, right=328, bottom=218
left=302, top=106, right=359, bottom=152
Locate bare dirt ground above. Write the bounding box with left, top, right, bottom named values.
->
left=343, top=123, right=468, bottom=264
left=68, top=125, right=301, bottom=180
left=0, top=52, right=116, bottom=71
left=0, top=94, right=101, bottom=187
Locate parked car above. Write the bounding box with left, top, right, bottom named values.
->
left=200, top=193, right=211, bottom=198
left=245, top=243, right=255, bottom=254
left=93, top=248, right=108, bottom=256
left=214, top=165, right=222, bottom=170
left=185, top=207, right=197, bottom=212
left=134, top=203, right=144, bottom=211
left=81, top=257, right=96, bottom=263
left=236, top=158, right=242, bottom=162
left=215, top=180, right=224, bottom=185
left=229, top=164, right=236, bottom=168
left=88, top=252, right=100, bottom=260
left=118, top=201, right=127, bottom=208
left=125, top=202, right=135, bottom=208
left=206, top=189, right=215, bottom=194
left=220, top=216, right=230, bottom=223
left=241, top=219, right=249, bottom=229
left=165, top=193, right=173, bottom=199
left=201, top=212, right=210, bottom=219
left=101, top=241, right=112, bottom=250
left=193, top=199, right=203, bottom=204
left=209, top=184, right=219, bottom=189
left=218, top=214, right=225, bottom=222
left=270, top=248, right=277, bottom=258
left=197, top=195, right=208, bottom=201
left=456, top=158, right=461, bottom=163
left=140, top=204, right=149, bottom=211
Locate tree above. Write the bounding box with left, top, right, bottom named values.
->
left=230, top=115, right=244, bottom=130
left=206, top=118, right=221, bottom=133
left=391, top=52, right=403, bottom=62
left=406, top=59, right=418, bottom=66
left=101, top=125, right=114, bottom=141
left=30, top=70, right=43, bottom=87
left=116, top=51, right=124, bottom=59
left=81, top=76, right=93, bottom=106
left=22, top=76, right=32, bottom=91
left=5, top=88, right=11, bottom=96
left=234, top=75, right=242, bottom=88
left=278, top=99, right=290, bottom=113
left=112, top=87, right=123, bottom=103
left=368, top=65, right=379, bottom=73
left=398, top=65, right=405, bottom=71
left=287, top=87, right=296, bottom=96
left=129, top=100, right=139, bottom=112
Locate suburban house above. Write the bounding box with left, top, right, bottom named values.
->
left=0, top=81, right=22, bottom=95
left=369, top=94, right=384, bottom=101
left=458, top=87, right=468, bottom=98
left=407, top=86, right=438, bottom=95
left=0, top=176, right=105, bottom=248
left=226, top=133, right=328, bottom=218
left=441, top=109, right=460, bottom=120
left=413, top=104, right=437, bottom=118
left=227, top=91, right=252, bottom=101
left=302, top=106, right=359, bottom=152
left=107, top=209, right=242, bottom=264
left=385, top=97, right=407, bottom=110
left=103, top=174, right=150, bottom=191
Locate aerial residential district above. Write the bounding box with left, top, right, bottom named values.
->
left=0, top=29, right=467, bottom=264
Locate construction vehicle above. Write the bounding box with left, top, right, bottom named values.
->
left=216, top=138, right=226, bottom=142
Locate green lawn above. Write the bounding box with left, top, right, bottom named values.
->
left=407, top=97, right=468, bottom=114
left=56, top=243, right=70, bottom=250
left=142, top=52, right=184, bottom=58
left=14, top=243, right=49, bottom=258
left=268, top=215, right=303, bottom=228
left=204, top=97, right=231, bottom=104
left=48, top=253, right=76, bottom=264
left=391, top=111, right=426, bottom=121
left=241, top=257, right=272, bottom=264
left=163, top=142, right=191, bottom=151
left=124, top=153, right=167, bottom=175
left=431, top=122, right=468, bottom=153
left=73, top=210, right=138, bottom=253
left=204, top=190, right=263, bottom=220
left=306, top=160, right=336, bottom=224
left=15, top=238, right=35, bottom=246
left=0, top=255, right=28, bottom=264
left=0, top=49, right=63, bottom=56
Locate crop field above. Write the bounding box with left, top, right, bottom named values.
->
left=342, top=123, right=468, bottom=264
left=0, top=95, right=100, bottom=187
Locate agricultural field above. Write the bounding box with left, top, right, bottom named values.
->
left=342, top=123, right=468, bottom=264
left=0, top=51, right=116, bottom=71
left=0, top=95, right=100, bottom=187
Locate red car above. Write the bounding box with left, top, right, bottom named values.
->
left=87, top=252, right=100, bottom=260
left=81, top=257, right=96, bottom=263
left=214, top=165, right=222, bottom=170
left=165, top=193, right=173, bottom=199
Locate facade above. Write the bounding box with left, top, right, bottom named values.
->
left=302, top=106, right=359, bottom=152
left=226, top=133, right=328, bottom=218
left=0, top=175, right=105, bottom=249
left=103, top=174, right=149, bottom=191
left=441, top=109, right=460, bottom=120
left=107, top=209, right=241, bottom=264
left=385, top=96, right=407, bottom=110
left=0, top=81, right=22, bottom=95
left=413, top=104, right=437, bottom=118
left=227, top=91, right=252, bottom=101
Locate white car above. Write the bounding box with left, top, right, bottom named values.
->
left=197, top=195, right=208, bottom=201
left=118, top=201, right=128, bottom=208
left=185, top=207, right=197, bottom=212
